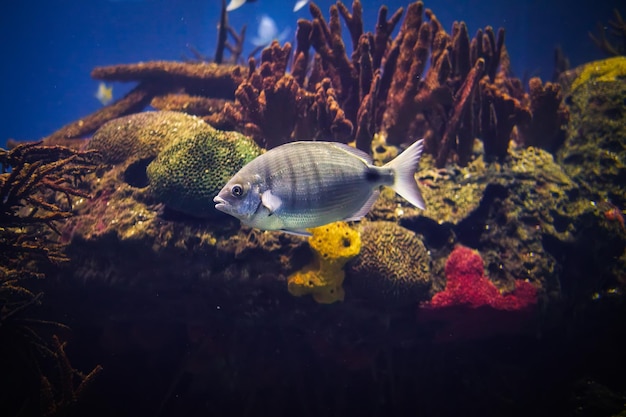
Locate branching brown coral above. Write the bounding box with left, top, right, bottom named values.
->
left=185, top=0, right=247, bottom=65
left=43, top=81, right=161, bottom=147
left=1, top=142, right=97, bottom=231
left=91, top=61, right=245, bottom=97
left=590, top=9, right=626, bottom=57
left=378, top=5, right=518, bottom=165
left=437, top=58, right=485, bottom=166
left=223, top=42, right=314, bottom=148
left=42, top=62, right=246, bottom=145
left=0, top=143, right=101, bottom=417
left=33, top=1, right=567, bottom=169
left=151, top=94, right=229, bottom=118
left=479, top=80, right=531, bottom=160
left=40, top=336, right=103, bottom=417
left=517, top=77, right=569, bottom=152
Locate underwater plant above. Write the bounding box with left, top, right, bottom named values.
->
left=0, top=142, right=102, bottom=416
left=589, top=8, right=626, bottom=57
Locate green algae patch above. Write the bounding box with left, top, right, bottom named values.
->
left=147, top=126, right=261, bottom=218
left=570, top=56, right=626, bottom=93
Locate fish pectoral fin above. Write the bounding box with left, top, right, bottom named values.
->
left=343, top=190, right=380, bottom=222
left=280, top=229, right=312, bottom=237
left=261, top=190, right=282, bottom=214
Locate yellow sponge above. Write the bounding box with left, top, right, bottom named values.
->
left=287, top=222, right=361, bottom=304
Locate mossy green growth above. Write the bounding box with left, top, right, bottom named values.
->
left=558, top=57, right=626, bottom=208
left=570, top=56, right=626, bottom=92
left=147, top=126, right=261, bottom=218
left=89, top=111, right=209, bottom=165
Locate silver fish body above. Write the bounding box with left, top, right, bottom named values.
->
left=214, top=140, right=425, bottom=235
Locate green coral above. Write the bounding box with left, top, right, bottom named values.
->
left=88, top=111, right=209, bottom=165
left=147, top=125, right=261, bottom=218
left=570, top=56, right=626, bottom=92
left=346, top=221, right=431, bottom=306
left=558, top=57, right=626, bottom=208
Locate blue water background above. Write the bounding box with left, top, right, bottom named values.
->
left=0, top=0, right=621, bottom=147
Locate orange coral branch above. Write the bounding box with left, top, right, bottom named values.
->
left=43, top=81, right=161, bottom=145
left=437, top=58, right=485, bottom=167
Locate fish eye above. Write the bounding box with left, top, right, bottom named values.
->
left=231, top=184, right=244, bottom=197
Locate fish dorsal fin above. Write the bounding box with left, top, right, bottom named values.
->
left=261, top=190, right=282, bottom=214
left=343, top=189, right=380, bottom=222
left=330, top=143, right=373, bottom=164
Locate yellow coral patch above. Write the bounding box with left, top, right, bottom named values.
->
left=571, top=56, right=626, bottom=92
left=287, top=222, right=361, bottom=304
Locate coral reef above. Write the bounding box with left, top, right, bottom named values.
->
left=558, top=57, right=626, bottom=207
left=346, top=221, right=431, bottom=307
left=146, top=124, right=261, bottom=218
left=288, top=222, right=361, bottom=303
left=7, top=3, right=626, bottom=415
left=32, top=0, right=568, bottom=170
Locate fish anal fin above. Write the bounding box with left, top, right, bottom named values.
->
left=280, top=229, right=312, bottom=237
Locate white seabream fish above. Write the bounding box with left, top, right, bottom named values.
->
left=214, top=140, right=425, bottom=236
left=251, top=14, right=290, bottom=47
left=293, top=0, right=309, bottom=12
left=226, top=0, right=307, bottom=13
left=225, top=0, right=250, bottom=12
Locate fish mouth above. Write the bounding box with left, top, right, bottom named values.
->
left=213, top=196, right=228, bottom=212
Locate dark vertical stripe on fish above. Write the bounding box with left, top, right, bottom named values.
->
left=287, top=150, right=298, bottom=212
left=263, top=158, right=272, bottom=191
left=311, top=154, right=322, bottom=209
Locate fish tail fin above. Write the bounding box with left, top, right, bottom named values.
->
left=384, top=139, right=426, bottom=209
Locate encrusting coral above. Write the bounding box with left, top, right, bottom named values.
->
left=146, top=123, right=261, bottom=218
left=418, top=245, right=537, bottom=341
left=288, top=222, right=361, bottom=304
left=558, top=56, right=626, bottom=208
left=425, top=245, right=537, bottom=310
left=346, top=221, right=431, bottom=307
left=88, top=111, right=210, bottom=165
